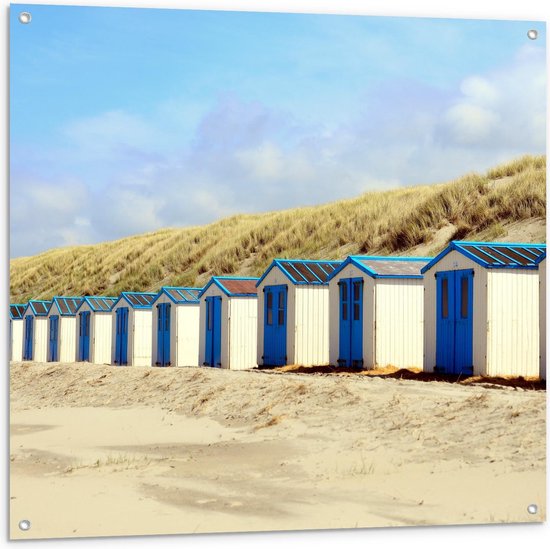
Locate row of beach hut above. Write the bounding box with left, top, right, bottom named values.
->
left=9, top=241, right=547, bottom=379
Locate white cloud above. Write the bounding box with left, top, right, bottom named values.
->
left=10, top=44, right=546, bottom=257
left=10, top=177, right=93, bottom=256
left=74, top=216, right=91, bottom=227
left=63, top=110, right=161, bottom=162
left=235, top=142, right=315, bottom=183
left=93, top=185, right=164, bottom=236
left=444, top=103, right=500, bottom=144
left=460, top=76, right=499, bottom=105
left=440, top=44, right=545, bottom=150
left=236, top=142, right=284, bottom=181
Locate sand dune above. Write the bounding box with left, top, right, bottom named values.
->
left=10, top=361, right=546, bottom=539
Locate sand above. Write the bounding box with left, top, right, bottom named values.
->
left=9, top=361, right=546, bottom=540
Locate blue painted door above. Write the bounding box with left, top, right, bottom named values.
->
left=204, top=296, right=222, bottom=367
left=156, top=303, right=171, bottom=366
left=23, top=316, right=33, bottom=360
left=338, top=278, right=364, bottom=368
left=115, top=307, right=129, bottom=365
left=263, top=285, right=287, bottom=366
left=48, top=316, right=59, bottom=362
left=436, top=269, right=474, bottom=375
left=78, top=311, right=91, bottom=361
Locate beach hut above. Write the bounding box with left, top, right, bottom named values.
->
left=74, top=296, right=118, bottom=364
left=422, top=241, right=546, bottom=377
left=328, top=256, right=430, bottom=369
left=256, top=259, right=342, bottom=367
left=111, top=291, right=156, bottom=366
left=538, top=254, right=546, bottom=380
left=22, top=300, right=52, bottom=362
left=198, top=276, right=259, bottom=370
left=46, top=297, right=82, bottom=362
left=151, top=287, right=202, bottom=367
left=9, top=304, right=26, bottom=362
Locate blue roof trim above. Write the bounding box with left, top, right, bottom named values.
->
left=452, top=245, right=503, bottom=269
left=449, top=240, right=545, bottom=248
left=9, top=304, right=27, bottom=320
left=420, top=246, right=455, bottom=274
left=199, top=276, right=260, bottom=298
left=198, top=278, right=220, bottom=298
left=535, top=251, right=547, bottom=265
left=153, top=286, right=203, bottom=305
left=328, top=255, right=432, bottom=281
left=49, top=296, right=84, bottom=316
left=420, top=241, right=547, bottom=273
left=302, top=261, right=330, bottom=283
left=256, top=258, right=342, bottom=287
left=271, top=261, right=299, bottom=285
left=75, top=296, right=118, bottom=313
left=327, top=257, right=376, bottom=281
left=24, top=299, right=52, bottom=317
left=113, top=291, right=158, bottom=309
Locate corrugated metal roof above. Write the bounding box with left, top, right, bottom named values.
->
left=327, top=256, right=432, bottom=281
left=52, top=296, right=83, bottom=316
left=421, top=241, right=546, bottom=273
left=354, top=257, right=430, bottom=276
left=218, top=278, right=258, bottom=296
left=162, top=287, right=202, bottom=304
left=460, top=243, right=546, bottom=267
left=120, top=291, right=157, bottom=309
left=258, top=259, right=342, bottom=286
left=9, top=304, right=26, bottom=319
left=200, top=277, right=260, bottom=298
left=27, top=300, right=52, bottom=316
left=80, top=296, right=118, bottom=312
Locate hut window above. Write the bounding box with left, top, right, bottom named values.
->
left=353, top=281, right=361, bottom=321
left=267, top=292, right=273, bottom=326
left=441, top=278, right=449, bottom=319
left=278, top=292, right=285, bottom=325
left=461, top=277, right=469, bottom=319
left=353, top=281, right=361, bottom=302
left=340, top=283, right=348, bottom=321
left=340, top=283, right=348, bottom=301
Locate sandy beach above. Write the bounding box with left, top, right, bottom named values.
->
left=10, top=361, right=546, bottom=539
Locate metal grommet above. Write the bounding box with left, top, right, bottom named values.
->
left=18, top=519, right=31, bottom=531
left=527, top=504, right=538, bottom=514
left=527, top=29, right=538, bottom=40
left=19, top=12, right=32, bottom=24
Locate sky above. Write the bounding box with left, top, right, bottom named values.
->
left=9, top=4, right=547, bottom=258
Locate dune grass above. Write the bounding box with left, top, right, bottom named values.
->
left=9, top=155, right=546, bottom=302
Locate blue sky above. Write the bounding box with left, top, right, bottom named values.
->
left=10, top=5, right=546, bottom=257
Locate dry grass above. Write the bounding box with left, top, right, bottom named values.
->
left=486, top=155, right=546, bottom=180
left=268, top=364, right=546, bottom=390
left=9, top=155, right=546, bottom=302
left=63, top=453, right=164, bottom=474
left=347, top=454, right=376, bottom=476
left=254, top=414, right=286, bottom=430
